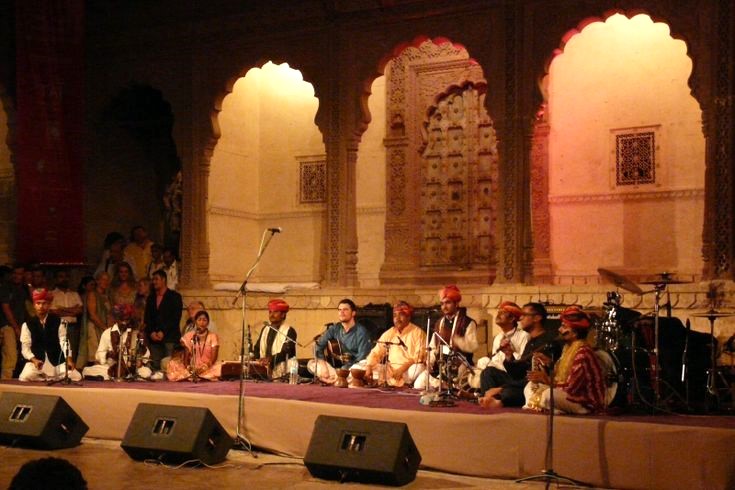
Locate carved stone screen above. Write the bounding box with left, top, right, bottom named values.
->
left=421, top=86, right=496, bottom=268
left=615, top=130, right=656, bottom=186
left=380, top=39, right=498, bottom=285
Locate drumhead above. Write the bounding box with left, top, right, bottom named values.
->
left=594, top=349, right=620, bottom=407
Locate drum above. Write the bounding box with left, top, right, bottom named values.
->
left=594, top=349, right=622, bottom=408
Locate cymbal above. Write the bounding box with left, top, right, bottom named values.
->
left=640, top=272, right=692, bottom=286
left=597, top=268, right=643, bottom=295
left=691, top=310, right=735, bottom=318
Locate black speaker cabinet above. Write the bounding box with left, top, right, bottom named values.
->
left=304, top=415, right=421, bottom=486
left=0, top=392, right=88, bottom=449
left=121, top=403, right=232, bottom=465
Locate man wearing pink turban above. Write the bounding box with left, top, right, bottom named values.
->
left=414, top=285, right=479, bottom=390
left=252, top=299, right=297, bottom=380
left=524, top=306, right=606, bottom=414
left=19, top=289, right=82, bottom=382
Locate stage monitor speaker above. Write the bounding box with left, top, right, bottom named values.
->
left=121, top=403, right=232, bottom=465
left=304, top=415, right=421, bottom=486
left=0, top=392, right=88, bottom=449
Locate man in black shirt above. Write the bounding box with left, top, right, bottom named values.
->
left=479, top=302, right=560, bottom=408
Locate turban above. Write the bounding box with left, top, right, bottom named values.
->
left=31, top=288, right=53, bottom=303
left=560, top=306, right=591, bottom=329
left=498, top=301, right=523, bottom=321
left=268, top=299, right=290, bottom=313
left=393, top=301, right=414, bottom=317
left=112, top=303, right=135, bottom=320
left=439, top=285, right=462, bottom=302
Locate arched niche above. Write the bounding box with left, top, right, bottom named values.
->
left=529, top=13, right=705, bottom=285
left=207, top=61, right=325, bottom=284
left=356, top=36, right=499, bottom=287
left=87, top=84, right=181, bottom=265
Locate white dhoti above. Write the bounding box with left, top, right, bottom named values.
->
left=522, top=382, right=590, bottom=414
left=19, top=359, right=82, bottom=382
left=82, top=362, right=152, bottom=381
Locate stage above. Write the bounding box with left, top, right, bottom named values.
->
left=0, top=380, right=733, bottom=490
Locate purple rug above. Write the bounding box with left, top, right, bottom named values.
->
left=2, top=379, right=734, bottom=429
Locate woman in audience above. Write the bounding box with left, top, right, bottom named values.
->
left=133, top=276, right=150, bottom=328
left=109, top=262, right=136, bottom=306
left=166, top=310, right=221, bottom=381
left=85, top=271, right=112, bottom=364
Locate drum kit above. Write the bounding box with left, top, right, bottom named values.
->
left=597, top=268, right=734, bottom=412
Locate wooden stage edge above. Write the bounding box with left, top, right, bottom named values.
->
left=0, top=382, right=733, bottom=490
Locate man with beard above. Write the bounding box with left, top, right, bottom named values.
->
left=479, top=302, right=560, bottom=408
left=50, top=269, right=83, bottom=363
left=252, top=299, right=297, bottom=379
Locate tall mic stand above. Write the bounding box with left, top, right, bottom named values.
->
left=48, top=320, right=82, bottom=386
left=231, top=228, right=279, bottom=455
left=516, top=350, right=587, bottom=488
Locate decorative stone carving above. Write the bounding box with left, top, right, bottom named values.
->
left=380, top=39, right=498, bottom=284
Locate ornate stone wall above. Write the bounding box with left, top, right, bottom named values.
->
left=380, top=39, right=497, bottom=284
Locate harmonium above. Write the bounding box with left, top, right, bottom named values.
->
left=220, top=361, right=270, bottom=380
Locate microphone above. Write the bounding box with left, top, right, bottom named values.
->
left=268, top=227, right=282, bottom=233
left=397, top=337, right=407, bottom=349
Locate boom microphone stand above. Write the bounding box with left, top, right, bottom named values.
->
left=231, top=228, right=280, bottom=454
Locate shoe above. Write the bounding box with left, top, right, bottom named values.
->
left=150, top=372, right=165, bottom=381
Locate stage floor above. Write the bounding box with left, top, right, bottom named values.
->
left=0, top=380, right=733, bottom=490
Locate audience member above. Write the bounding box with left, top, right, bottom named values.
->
left=161, top=247, right=180, bottom=290
left=146, top=243, right=165, bottom=277
left=50, top=269, right=84, bottom=363
left=144, top=270, right=183, bottom=371
left=109, top=261, right=136, bottom=306
left=0, top=264, right=29, bottom=379
left=124, top=225, right=153, bottom=280
left=9, top=457, right=87, bottom=490
left=84, top=271, right=112, bottom=365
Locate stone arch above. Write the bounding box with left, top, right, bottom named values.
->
left=529, top=12, right=705, bottom=284
left=206, top=61, right=325, bottom=284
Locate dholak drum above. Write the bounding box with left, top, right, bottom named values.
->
left=595, top=349, right=623, bottom=408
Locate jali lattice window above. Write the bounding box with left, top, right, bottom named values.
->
left=299, top=157, right=326, bottom=203
left=615, top=131, right=655, bottom=186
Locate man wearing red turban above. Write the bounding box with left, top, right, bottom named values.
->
left=362, top=301, right=427, bottom=387
left=18, top=289, right=82, bottom=382
left=414, top=285, right=479, bottom=390
left=252, top=299, right=297, bottom=380
left=524, top=306, right=606, bottom=414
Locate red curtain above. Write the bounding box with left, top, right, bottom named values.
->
left=15, top=0, right=85, bottom=264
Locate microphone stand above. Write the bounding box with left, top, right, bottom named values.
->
left=231, top=228, right=279, bottom=455
left=516, top=349, right=586, bottom=488
left=48, top=320, right=81, bottom=386
left=375, top=339, right=401, bottom=388
left=188, top=335, right=201, bottom=383
left=306, top=324, right=330, bottom=385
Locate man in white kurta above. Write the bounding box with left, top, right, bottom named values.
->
left=362, top=301, right=426, bottom=387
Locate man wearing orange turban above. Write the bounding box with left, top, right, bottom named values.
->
left=19, top=289, right=82, bottom=382
left=362, top=301, right=427, bottom=387
left=414, top=285, right=479, bottom=390
left=524, top=306, right=607, bottom=414
left=252, top=299, right=297, bottom=380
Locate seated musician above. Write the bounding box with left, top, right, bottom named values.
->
left=524, top=306, right=606, bottom=414
left=309, top=298, right=372, bottom=384
left=82, top=303, right=154, bottom=381
left=252, top=299, right=297, bottom=379
left=414, top=285, right=478, bottom=389
left=479, top=302, right=560, bottom=408
left=167, top=310, right=222, bottom=381
left=361, top=301, right=426, bottom=387
left=19, top=289, right=82, bottom=382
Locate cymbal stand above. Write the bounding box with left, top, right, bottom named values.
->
left=649, top=281, right=667, bottom=407
left=703, top=312, right=730, bottom=412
